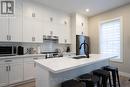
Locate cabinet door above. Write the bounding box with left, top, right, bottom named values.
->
left=24, top=62, right=35, bottom=80
left=9, top=17, right=23, bottom=42
left=8, top=63, right=23, bottom=84
left=0, top=17, right=9, bottom=41
left=33, top=20, right=43, bottom=43
left=42, top=21, right=51, bottom=35
left=8, top=0, right=23, bottom=42
left=58, top=24, right=71, bottom=44
left=50, top=22, right=59, bottom=36
left=0, top=64, right=8, bottom=87
left=58, top=24, right=65, bottom=44
left=64, top=23, right=71, bottom=44
left=23, top=17, right=34, bottom=42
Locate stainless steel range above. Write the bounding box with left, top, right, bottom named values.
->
left=41, top=52, right=63, bottom=59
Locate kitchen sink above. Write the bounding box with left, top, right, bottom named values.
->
left=72, top=56, right=89, bottom=59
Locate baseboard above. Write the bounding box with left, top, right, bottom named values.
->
left=119, top=71, right=130, bottom=77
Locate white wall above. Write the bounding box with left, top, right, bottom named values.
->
left=88, top=4, right=130, bottom=74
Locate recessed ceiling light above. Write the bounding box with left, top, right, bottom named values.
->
left=86, top=9, right=90, bottom=12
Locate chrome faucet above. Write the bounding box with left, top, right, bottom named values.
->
left=79, top=42, right=89, bottom=58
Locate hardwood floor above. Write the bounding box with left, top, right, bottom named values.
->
left=13, top=76, right=130, bottom=87
left=120, top=76, right=130, bottom=87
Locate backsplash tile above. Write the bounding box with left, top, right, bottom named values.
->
left=0, top=42, right=71, bottom=54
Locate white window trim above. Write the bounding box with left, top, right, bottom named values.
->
left=98, top=17, right=124, bottom=63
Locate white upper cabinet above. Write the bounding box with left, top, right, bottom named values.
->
left=0, top=0, right=71, bottom=43
left=42, top=20, right=59, bottom=36
left=23, top=17, right=34, bottom=42
left=23, top=17, right=43, bottom=43
left=8, top=16, right=23, bottom=42
left=58, top=21, right=71, bottom=44
left=0, top=0, right=23, bottom=42
left=76, top=14, right=88, bottom=36
left=22, top=0, right=43, bottom=43
left=0, top=17, right=9, bottom=42
left=33, top=20, right=43, bottom=43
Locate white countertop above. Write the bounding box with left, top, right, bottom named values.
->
left=35, top=54, right=116, bottom=73
left=0, top=54, right=46, bottom=59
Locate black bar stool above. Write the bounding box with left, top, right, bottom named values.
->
left=93, top=69, right=112, bottom=87
left=103, top=66, right=120, bottom=87
left=78, top=73, right=100, bottom=87
left=61, top=79, right=85, bottom=87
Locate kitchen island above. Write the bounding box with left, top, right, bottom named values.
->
left=35, top=54, right=116, bottom=87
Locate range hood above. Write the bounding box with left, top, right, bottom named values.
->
left=43, top=35, right=58, bottom=41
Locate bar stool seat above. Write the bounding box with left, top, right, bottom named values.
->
left=61, top=79, right=85, bottom=87
left=78, top=73, right=100, bottom=87
left=103, top=66, right=120, bottom=87
left=93, top=69, right=112, bottom=87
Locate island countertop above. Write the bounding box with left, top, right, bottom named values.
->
left=35, top=54, right=116, bottom=73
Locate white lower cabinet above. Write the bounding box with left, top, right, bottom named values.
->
left=0, top=58, right=24, bottom=86
left=23, top=57, right=44, bottom=81
left=0, top=64, right=8, bottom=87
left=0, top=56, right=45, bottom=86
left=8, top=63, right=23, bottom=84
left=23, top=62, right=35, bottom=80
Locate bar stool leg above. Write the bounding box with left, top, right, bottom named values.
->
left=116, top=70, right=120, bottom=87
left=102, top=76, right=107, bottom=87
left=108, top=75, right=112, bottom=87
left=97, top=80, right=100, bottom=87
left=112, top=71, right=117, bottom=87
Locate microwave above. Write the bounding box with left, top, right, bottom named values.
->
left=0, top=46, right=17, bottom=56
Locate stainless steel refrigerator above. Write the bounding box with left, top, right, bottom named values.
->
left=76, top=35, right=90, bottom=57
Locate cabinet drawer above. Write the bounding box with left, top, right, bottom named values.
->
left=0, top=58, right=23, bottom=64
left=24, top=56, right=45, bottom=62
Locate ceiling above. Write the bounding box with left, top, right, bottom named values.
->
left=36, top=0, right=130, bottom=17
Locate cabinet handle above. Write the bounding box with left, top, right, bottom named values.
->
left=34, top=37, right=35, bottom=41
left=6, top=66, right=8, bottom=71
left=32, top=37, right=33, bottom=41
left=81, top=32, right=83, bottom=35
left=32, top=37, right=35, bottom=41
left=7, top=35, right=9, bottom=40
left=9, top=66, right=11, bottom=71
left=50, top=31, right=53, bottom=36
left=33, top=58, right=38, bottom=60
left=4, top=60, right=12, bottom=62
left=34, top=63, right=36, bottom=67
left=9, top=35, right=11, bottom=40
left=65, top=39, right=67, bottom=43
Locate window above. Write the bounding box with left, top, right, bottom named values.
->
left=99, top=17, right=123, bottom=62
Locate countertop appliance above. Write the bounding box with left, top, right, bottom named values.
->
left=17, top=46, right=24, bottom=55
left=0, top=46, right=17, bottom=57
left=76, top=35, right=89, bottom=58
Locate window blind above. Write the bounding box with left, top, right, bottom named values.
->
left=100, top=19, right=121, bottom=59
